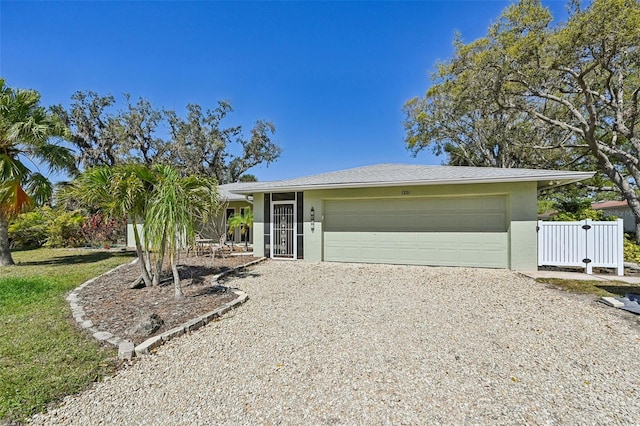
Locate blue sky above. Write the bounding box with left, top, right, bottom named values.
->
left=1, top=1, right=568, bottom=182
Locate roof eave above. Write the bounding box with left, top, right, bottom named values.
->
left=230, top=172, right=595, bottom=194
left=536, top=173, right=596, bottom=191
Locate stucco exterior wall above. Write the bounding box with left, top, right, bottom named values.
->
left=253, top=195, right=265, bottom=257
left=253, top=181, right=539, bottom=271
left=506, top=182, right=538, bottom=271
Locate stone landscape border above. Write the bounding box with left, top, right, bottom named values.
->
left=66, top=257, right=266, bottom=360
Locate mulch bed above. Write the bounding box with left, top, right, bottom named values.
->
left=77, top=253, right=258, bottom=345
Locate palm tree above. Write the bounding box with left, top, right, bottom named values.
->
left=0, top=79, right=74, bottom=266
left=227, top=208, right=253, bottom=250
left=145, top=165, right=218, bottom=299
left=67, top=164, right=156, bottom=286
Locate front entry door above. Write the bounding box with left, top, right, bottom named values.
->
left=272, top=202, right=296, bottom=259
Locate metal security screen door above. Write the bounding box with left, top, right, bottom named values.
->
left=272, top=202, right=296, bottom=259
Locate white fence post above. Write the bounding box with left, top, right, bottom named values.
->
left=584, top=219, right=594, bottom=275
left=616, top=218, right=624, bottom=276
left=537, top=220, right=543, bottom=267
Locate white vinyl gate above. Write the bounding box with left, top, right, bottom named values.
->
left=537, top=219, right=624, bottom=276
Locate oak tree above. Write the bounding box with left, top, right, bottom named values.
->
left=56, top=93, right=280, bottom=183
left=405, top=0, right=640, bottom=240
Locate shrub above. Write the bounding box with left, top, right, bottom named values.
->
left=551, top=207, right=610, bottom=221
left=9, top=207, right=88, bottom=249
left=8, top=210, right=48, bottom=248
left=624, top=237, right=640, bottom=264
left=44, top=210, right=86, bottom=248
left=79, top=213, right=125, bottom=248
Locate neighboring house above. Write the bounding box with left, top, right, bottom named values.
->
left=126, top=182, right=254, bottom=248
left=230, top=163, right=593, bottom=271
left=592, top=200, right=636, bottom=233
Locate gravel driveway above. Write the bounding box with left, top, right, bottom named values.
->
left=32, top=261, right=640, bottom=425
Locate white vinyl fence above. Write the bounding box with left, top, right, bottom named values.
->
left=537, top=219, right=624, bottom=276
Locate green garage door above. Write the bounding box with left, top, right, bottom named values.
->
left=323, top=196, right=509, bottom=268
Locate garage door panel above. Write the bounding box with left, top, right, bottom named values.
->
left=325, top=196, right=507, bottom=233
left=323, top=196, right=509, bottom=268
left=324, top=232, right=508, bottom=268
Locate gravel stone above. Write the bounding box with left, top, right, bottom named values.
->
left=30, top=261, right=640, bottom=425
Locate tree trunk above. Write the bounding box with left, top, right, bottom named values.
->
left=132, top=220, right=152, bottom=287
left=623, top=197, right=640, bottom=245
left=583, top=135, right=640, bottom=244
left=0, top=213, right=15, bottom=266
left=170, top=252, right=184, bottom=300
left=143, top=245, right=152, bottom=278
left=152, top=231, right=167, bottom=286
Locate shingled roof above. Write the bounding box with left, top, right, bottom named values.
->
left=229, top=164, right=594, bottom=194
left=592, top=200, right=629, bottom=210
left=218, top=182, right=254, bottom=201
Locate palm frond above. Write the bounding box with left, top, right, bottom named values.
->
left=28, top=142, right=75, bottom=174
left=145, top=165, right=219, bottom=254
left=0, top=154, right=30, bottom=182
left=24, top=173, right=53, bottom=206
left=0, top=180, right=32, bottom=217
left=70, top=166, right=114, bottom=208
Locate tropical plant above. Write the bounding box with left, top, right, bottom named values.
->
left=227, top=208, right=253, bottom=250
left=79, top=212, right=125, bottom=248
left=8, top=209, right=48, bottom=248
left=68, top=163, right=219, bottom=297
left=0, top=79, right=74, bottom=265
left=65, top=164, right=156, bottom=286
left=145, top=165, right=218, bottom=299
left=44, top=209, right=86, bottom=248
left=9, top=206, right=87, bottom=249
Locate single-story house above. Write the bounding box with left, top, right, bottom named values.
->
left=126, top=182, right=254, bottom=248
left=592, top=200, right=637, bottom=233
left=230, top=163, right=593, bottom=271
left=202, top=182, right=254, bottom=245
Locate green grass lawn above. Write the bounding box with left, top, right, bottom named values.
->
left=0, top=248, right=135, bottom=423
left=537, top=278, right=640, bottom=298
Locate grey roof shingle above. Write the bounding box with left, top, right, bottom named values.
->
left=229, top=163, right=594, bottom=193
left=218, top=182, right=254, bottom=201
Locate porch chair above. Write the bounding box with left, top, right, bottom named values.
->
left=215, top=235, right=232, bottom=259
